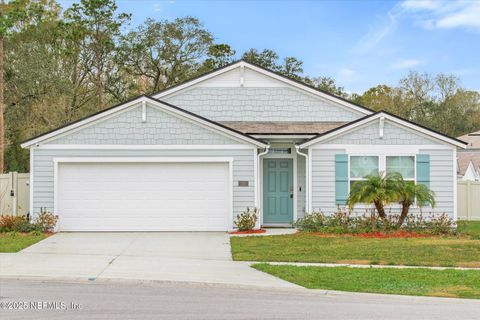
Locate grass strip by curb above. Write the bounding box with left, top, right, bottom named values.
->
left=253, top=263, right=480, bottom=299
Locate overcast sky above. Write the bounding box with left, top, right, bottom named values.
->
left=59, top=0, right=480, bottom=94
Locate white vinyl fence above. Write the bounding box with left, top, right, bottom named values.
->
left=457, top=180, right=480, bottom=221
left=0, top=172, right=30, bottom=216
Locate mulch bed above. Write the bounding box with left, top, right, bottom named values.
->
left=229, top=229, right=267, bottom=235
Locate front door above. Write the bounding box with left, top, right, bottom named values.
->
left=263, top=159, right=294, bottom=224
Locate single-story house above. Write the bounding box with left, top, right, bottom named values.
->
left=21, top=60, right=467, bottom=231
left=457, top=130, right=480, bottom=181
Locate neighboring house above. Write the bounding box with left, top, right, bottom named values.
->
left=457, top=130, right=480, bottom=181
left=21, top=61, right=467, bottom=231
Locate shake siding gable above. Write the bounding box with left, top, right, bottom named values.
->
left=322, top=120, right=442, bottom=145
left=48, top=103, right=242, bottom=145
left=162, top=87, right=364, bottom=122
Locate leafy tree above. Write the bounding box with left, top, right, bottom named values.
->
left=64, top=0, right=130, bottom=109
left=201, top=43, right=235, bottom=71
left=119, top=17, right=213, bottom=94
left=282, top=57, right=304, bottom=80
left=241, top=48, right=305, bottom=81
left=356, top=72, right=480, bottom=136
left=347, top=173, right=398, bottom=225
left=242, top=48, right=280, bottom=71
left=306, top=76, right=348, bottom=98
left=2, top=0, right=59, bottom=173
left=390, top=173, right=435, bottom=227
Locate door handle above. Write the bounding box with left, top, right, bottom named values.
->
left=290, top=194, right=293, bottom=199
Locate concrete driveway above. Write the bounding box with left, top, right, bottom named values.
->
left=0, top=232, right=296, bottom=288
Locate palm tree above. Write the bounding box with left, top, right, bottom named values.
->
left=390, top=173, right=435, bottom=227
left=347, top=173, right=397, bottom=225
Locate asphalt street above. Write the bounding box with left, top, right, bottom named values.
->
left=1, top=278, right=479, bottom=320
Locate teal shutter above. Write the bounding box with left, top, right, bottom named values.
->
left=335, top=154, right=349, bottom=205
left=416, top=154, right=430, bottom=188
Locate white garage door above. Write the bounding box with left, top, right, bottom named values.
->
left=57, top=161, right=230, bottom=231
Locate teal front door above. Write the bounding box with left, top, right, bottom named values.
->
left=263, top=159, right=294, bottom=224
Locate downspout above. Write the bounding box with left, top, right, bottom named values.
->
left=257, top=144, right=270, bottom=228
left=295, top=145, right=309, bottom=215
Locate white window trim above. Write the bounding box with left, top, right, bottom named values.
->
left=348, top=154, right=417, bottom=195
left=52, top=157, right=235, bottom=231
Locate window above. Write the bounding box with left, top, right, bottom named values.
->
left=269, top=148, right=291, bottom=154
left=386, top=156, right=415, bottom=180
left=348, top=155, right=416, bottom=191
left=350, top=156, right=379, bottom=189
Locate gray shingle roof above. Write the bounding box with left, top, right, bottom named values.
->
left=220, top=121, right=347, bottom=134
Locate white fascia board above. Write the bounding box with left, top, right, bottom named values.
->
left=37, top=144, right=254, bottom=150
left=252, top=134, right=316, bottom=139
left=21, top=96, right=267, bottom=149
left=299, top=113, right=467, bottom=149
left=53, top=157, right=234, bottom=164
left=153, top=61, right=372, bottom=116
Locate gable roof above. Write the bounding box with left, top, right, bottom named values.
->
left=457, top=151, right=480, bottom=176
left=298, top=111, right=468, bottom=149
left=457, top=130, right=480, bottom=149
left=152, top=60, right=374, bottom=116
left=20, top=95, right=268, bottom=148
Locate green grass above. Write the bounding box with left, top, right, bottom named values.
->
left=0, top=233, right=48, bottom=252
left=231, top=233, right=480, bottom=267
left=253, top=264, right=480, bottom=299
left=458, top=221, right=480, bottom=237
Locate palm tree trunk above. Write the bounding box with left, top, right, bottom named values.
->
left=397, top=202, right=411, bottom=227
left=373, top=200, right=388, bottom=227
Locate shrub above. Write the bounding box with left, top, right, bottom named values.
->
left=294, top=212, right=327, bottom=232
left=295, top=210, right=455, bottom=235
left=234, top=207, right=258, bottom=231
left=0, top=215, right=40, bottom=233
left=1, top=215, right=21, bottom=232
left=35, top=210, right=58, bottom=232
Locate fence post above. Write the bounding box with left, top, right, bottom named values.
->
left=466, top=180, right=471, bottom=220
left=12, top=172, right=18, bottom=216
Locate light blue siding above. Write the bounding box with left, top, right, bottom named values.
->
left=323, top=120, right=442, bottom=145
left=50, top=103, right=240, bottom=145
left=311, top=149, right=345, bottom=213
left=421, top=149, right=454, bottom=216
left=163, top=87, right=364, bottom=122
left=310, top=148, right=454, bottom=218
left=32, top=148, right=255, bottom=225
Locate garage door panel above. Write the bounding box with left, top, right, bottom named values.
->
left=57, top=162, right=230, bottom=231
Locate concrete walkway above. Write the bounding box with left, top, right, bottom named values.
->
left=252, top=261, right=480, bottom=270
left=0, top=232, right=298, bottom=289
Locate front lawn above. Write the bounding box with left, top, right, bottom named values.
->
left=231, top=233, right=480, bottom=267
left=0, top=233, right=48, bottom=252
left=458, top=221, right=480, bottom=237
left=253, top=264, right=480, bottom=299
